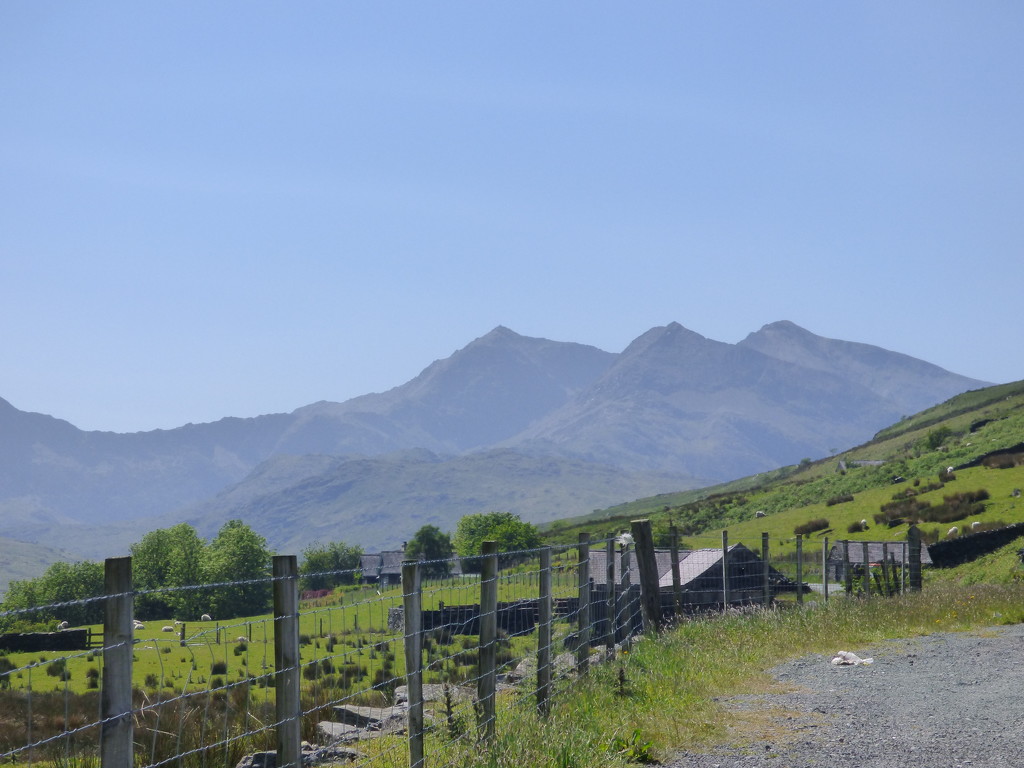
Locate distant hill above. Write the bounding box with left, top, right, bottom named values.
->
left=0, top=536, right=77, bottom=597
left=544, top=379, right=1024, bottom=554
left=0, top=321, right=990, bottom=568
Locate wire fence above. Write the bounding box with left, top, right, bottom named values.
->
left=0, top=524, right=924, bottom=768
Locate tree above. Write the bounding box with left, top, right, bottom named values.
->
left=131, top=523, right=208, bottom=620
left=452, top=512, right=541, bottom=572
left=204, top=520, right=272, bottom=619
left=299, top=541, right=364, bottom=591
left=406, top=525, right=453, bottom=578
left=1, top=560, right=104, bottom=629
left=131, top=527, right=176, bottom=618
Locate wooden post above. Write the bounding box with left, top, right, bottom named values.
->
left=617, top=542, right=632, bottom=648
left=842, top=540, right=852, bottom=595
left=630, top=520, right=661, bottom=633
left=478, top=540, right=498, bottom=740
left=761, top=532, right=771, bottom=608
left=861, top=541, right=871, bottom=599
left=401, top=561, right=424, bottom=768
left=101, top=556, right=133, bottom=768
left=796, top=534, right=804, bottom=605
left=605, top=538, right=616, bottom=656
left=822, top=537, right=829, bottom=602
left=882, top=543, right=892, bottom=597
left=537, top=546, right=553, bottom=716
left=721, top=531, right=731, bottom=607
left=273, top=555, right=302, bottom=768
left=907, top=526, right=923, bottom=592
left=902, top=541, right=908, bottom=593
left=669, top=525, right=683, bottom=619
left=576, top=533, right=591, bottom=674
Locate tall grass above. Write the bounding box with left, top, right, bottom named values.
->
left=438, top=582, right=1024, bottom=767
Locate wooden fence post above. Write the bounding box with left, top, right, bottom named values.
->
left=907, top=526, right=923, bottom=592
left=861, top=541, right=871, bottom=599
left=537, top=546, right=552, bottom=716
left=478, top=540, right=498, bottom=740
left=842, top=540, right=852, bottom=595
left=617, top=542, right=632, bottom=649
left=402, top=561, right=424, bottom=768
left=881, top=543, right=893, bottom=597
left=822, top=537, right=829, bottom=602
left=630, top=520, right=661, bottom=633
left=761, top=532, right=771, bottom=608
left=796, top=534, right=804, bottom=605
left=669, top=525, right=683, bottom=619
left=576, top=533, right=591, bottom=674
left=605, top=538, right=616, bottom=656
left=721, top=531, right=730, bottom=607
left=902, top=541, right=908, bottom=593
left=272, top=555, right=302, bottom=768
left=101, top=556, right=133, bottom=768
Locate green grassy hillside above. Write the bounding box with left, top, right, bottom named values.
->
left=543, top=380, right=1024, bottom=580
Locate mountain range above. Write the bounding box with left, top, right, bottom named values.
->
left=0, top=321, right=989, bottom=573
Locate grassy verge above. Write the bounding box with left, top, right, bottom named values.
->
left=441, top=582, right=1024, bottom=767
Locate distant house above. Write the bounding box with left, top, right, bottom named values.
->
left=588, top=544, right=800, bottom=609
left=360, top=549, right=463, bottom=588
left=359, top=550, right=406, bottom=588
left=825, top=541, right=931, bottom=583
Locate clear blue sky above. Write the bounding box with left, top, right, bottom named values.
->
left=3, top=3, right=1022, bottom=433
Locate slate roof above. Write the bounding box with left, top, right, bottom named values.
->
left=827, top=541, right=932, bottom=566
left=587, top=548, right=675, bottom=586
left=360, top=550, right=407, bottom=580
left=588, top=544, right=768, bottom=589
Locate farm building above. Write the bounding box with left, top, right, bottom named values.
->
left=359, top=550, right=406, bottom=588
left=825, top=541, right=930, bottom=583
left=360, top=549, right=464, bottom=587
left=589, top=543, right=801, bottom=609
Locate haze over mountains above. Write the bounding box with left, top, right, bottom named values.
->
left=0, top=321, right=989, bottom=568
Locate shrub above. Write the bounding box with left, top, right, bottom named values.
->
left=211, top=661, right=227, bottom=676
left=794, top=518, right=830, bottom=536
left=983, top=453, right=1023, bottom=469
left=144, top=673, right=159, bottom=688
left=846, top=521, right=867, bottom=534
left=0, top=656, right=14, bottom=690
left=46, top=658, right=70, bottom=681
left=826, top=494, right=854, bottom=507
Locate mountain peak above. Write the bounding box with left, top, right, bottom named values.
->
left=749, top=320, right=813, bottom=338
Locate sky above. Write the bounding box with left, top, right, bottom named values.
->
left=2, top=3, right=1023, bottom=434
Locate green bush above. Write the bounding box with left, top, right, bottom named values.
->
left=793, top=518, right=830, bottom=536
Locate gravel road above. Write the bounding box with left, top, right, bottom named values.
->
left=667, top=623, right=1024, bottom=767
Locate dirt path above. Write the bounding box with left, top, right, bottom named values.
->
left=667, top=623, right=1024, bottom=767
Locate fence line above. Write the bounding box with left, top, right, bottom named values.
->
left=0, top=523, right=924, bottom=768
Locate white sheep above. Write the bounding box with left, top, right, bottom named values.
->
left=200, top=614, right=212, bottom=621
left=162, top=625, right=175, bottom=632
left=174, top=620, right=184, bottom=625
left=755, top=511, right=766, bottom=518
left=860, top=519, right=868, bottom=529
left=615, top=533, right=634, bottom=547
left=947, top=466, right=954, bottom=473
left=236, top=636, right=248, bottom=643
left=971, top=521, right=981, bottom=530
left=947, top=526, right=959, bottom=537
left=57, top=621, right=69, bottom=631
left=132, top=620, right=145, bottom=631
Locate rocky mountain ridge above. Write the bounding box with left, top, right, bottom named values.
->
left=0, top=321, right=989, bottom=562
